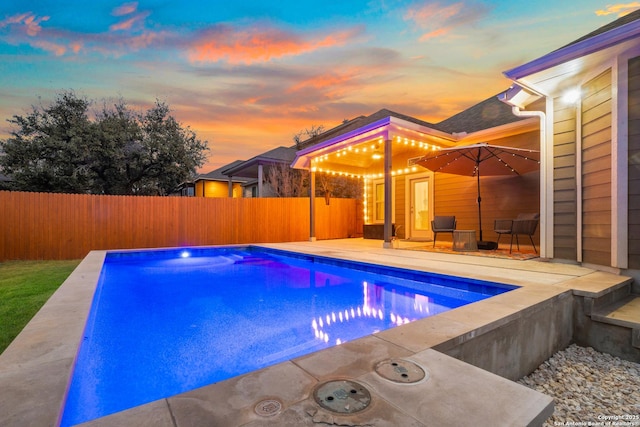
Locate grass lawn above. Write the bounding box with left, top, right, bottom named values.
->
left=0, top=260, right=80, bottom=354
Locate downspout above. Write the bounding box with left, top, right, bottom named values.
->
left=509, top=105, right=552, bottom=259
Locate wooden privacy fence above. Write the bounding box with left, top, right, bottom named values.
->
left=0, top=191, right=360, bottom=260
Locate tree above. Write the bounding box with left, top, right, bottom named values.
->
left=266, top=162, right=307, bottom=197
left=316, top=173, right=363, bottom=204
left=1, top=91, right=95, bottom=193
left=293, top=125, right=325, bottom=150
left=0, top=91, right=209, bottom=195
left=266, top=123, right=363, bottom=200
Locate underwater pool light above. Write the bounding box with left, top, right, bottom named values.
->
left=180, top=250, right=190, bottom=258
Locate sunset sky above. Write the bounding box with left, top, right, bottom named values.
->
left=1, top=1, right=638, bottom=173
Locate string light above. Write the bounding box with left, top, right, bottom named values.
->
left=311, top=137, right=438, bottom=164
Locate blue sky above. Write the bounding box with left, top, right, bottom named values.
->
left=0, top=1, right=637, bottom=171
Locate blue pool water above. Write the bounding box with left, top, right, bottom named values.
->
left=61, top=246, right=517, bottom=426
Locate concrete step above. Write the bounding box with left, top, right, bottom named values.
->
left=591, top=294, right=640, bottom=349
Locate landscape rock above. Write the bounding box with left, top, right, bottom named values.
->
left=518, top=344, right=640, bottom=426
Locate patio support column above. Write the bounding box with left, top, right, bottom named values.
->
left=227, top=176, right=233, bottom=197
left=309, top=170, right=316, bottom=242
left=257, top=164, right=264, bottom=198
left=383, top=138, right=393, bottom=248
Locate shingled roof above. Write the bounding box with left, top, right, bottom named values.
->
left=433, top=94, right=526, bottom=134
left=197, top=160, right=249, bottom=183
left=297, top=93, right=526, bottom=151
left=221, top=146, right=298, bottom=178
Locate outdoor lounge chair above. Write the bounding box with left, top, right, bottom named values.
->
left=431, top=216, right=456, bottom=248
left=494, top=213, right=539, bottom=253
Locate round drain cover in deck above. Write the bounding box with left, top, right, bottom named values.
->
left=375, top=359, right=427, bottom=383
left=313, top=380, right=371, bottom=414
left=254, top=398, right=282, bottom=417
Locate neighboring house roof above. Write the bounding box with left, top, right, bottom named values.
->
left=197, top=160, right=249, bottom=183
left=221, top=146, right=297, bottom=178
left=298, top=94, right=528, bottom=153
left=433, top=94, right=527, bottom=134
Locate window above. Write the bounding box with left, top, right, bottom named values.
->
left=372, top=178, right=394, bottom=223
left=374, top=181, right=385, bottom=222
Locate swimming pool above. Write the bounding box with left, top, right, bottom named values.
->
left=60, top=246, right=517, bottom=426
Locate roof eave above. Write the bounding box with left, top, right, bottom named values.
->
left=498, top=85, right=543, bottom=109
left=195, top=177, right=248, bottom=183
left=222, top=156, right=291, bottom=176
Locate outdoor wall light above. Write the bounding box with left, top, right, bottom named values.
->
left=562, top=88, right=582, bottom=105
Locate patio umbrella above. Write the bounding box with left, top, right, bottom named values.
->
left=410, top=143, right=540, bottom=248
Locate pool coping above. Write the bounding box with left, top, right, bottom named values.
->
left=0, top=238, right=631, bottom=426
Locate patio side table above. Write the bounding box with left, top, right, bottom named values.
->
left=453, top=230, right=478, bottom=252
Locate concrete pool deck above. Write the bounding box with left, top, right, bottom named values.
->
left=0, top=238, right=633, bottom=426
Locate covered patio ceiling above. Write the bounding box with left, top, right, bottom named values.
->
left=291, top=116, right=457, bottom=178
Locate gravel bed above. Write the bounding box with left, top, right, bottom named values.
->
left=518, top=344, right=640, bottom=426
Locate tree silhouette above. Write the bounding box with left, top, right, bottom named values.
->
left=1, top=91, right=209, bottom=195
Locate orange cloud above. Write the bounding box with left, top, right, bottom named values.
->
left=188, top=25, right=361, bottom=64
left=404, top=1, right=488, bottom=42
left=595, top=2, right=640, bottom=16
left=286, top=69, right=365, bottom=101
left=0, top=6, right=162, bottom=57
left=109, top=11, right=150, bottom=32
left=405, top=2, right=463, bottom=26
left=112, top=2, right=139, bottom=17
left=405, top=2, right=462, bottom=40
left=289, top=73, right=354, bottom=91
left=32, top=39, right=67, bottom=56
left=418, top=28, right=450, bottom=42
left=0, top=12, right=49, bottom=37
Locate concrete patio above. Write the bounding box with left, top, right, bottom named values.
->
left=0, top=238, right=634, bottom=427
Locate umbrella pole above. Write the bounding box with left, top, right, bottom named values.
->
left=476, top=165, right=483, bottom=242
left=476, top=162, right=497, bottom=250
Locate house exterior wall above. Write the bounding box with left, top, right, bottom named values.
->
left=581, top=69, right=613, bottom=266
left=241, top=184, right=279, bottom=198
left=195, top=181, right=243, bottom=198
left=552, top=99, right=579, bottom=261
left=628, top=56, right=640, bottom=269
left=550, top=69, right=614, bottom=266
